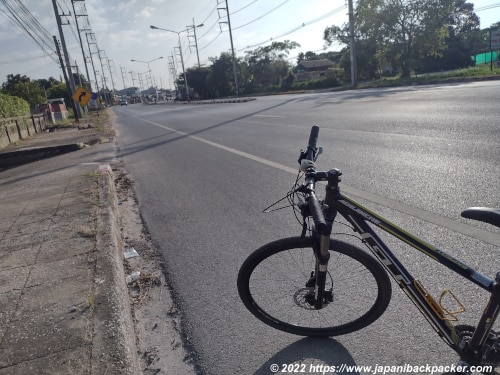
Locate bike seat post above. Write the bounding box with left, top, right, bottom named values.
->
left=466, top=274, right=500, bottom=359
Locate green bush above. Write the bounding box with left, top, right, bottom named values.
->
left=0, top=93, right=30, bottom=118
left=292, top=76, right=341, bottom=90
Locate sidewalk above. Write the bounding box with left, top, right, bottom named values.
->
left=0, top=125, right=139, bottom=374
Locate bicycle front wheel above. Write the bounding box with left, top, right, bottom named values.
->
left=237, top=236, right=392, bottom=337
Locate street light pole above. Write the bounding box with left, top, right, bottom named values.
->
left=130, top=56, right=163, bottom=95
left=150, top=25, right=195, bottom=100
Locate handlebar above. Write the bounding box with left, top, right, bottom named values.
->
left=301, top=126, right=328, bottom=235
left=306, top=125, right=320, bottom=161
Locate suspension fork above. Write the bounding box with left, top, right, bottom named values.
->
left=311, top=229, right=331, bottom=309
left=312, top=169, right=342, bottom=309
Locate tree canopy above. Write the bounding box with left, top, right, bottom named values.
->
left=1, top=74, right=46, bottom=108
left=324, top=0, right=487, bottom=77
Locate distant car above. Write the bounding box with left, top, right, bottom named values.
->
left=119, top=99, right=127, bottom=106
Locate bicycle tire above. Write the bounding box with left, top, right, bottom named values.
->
left=237, top=236, right=392, bottom=337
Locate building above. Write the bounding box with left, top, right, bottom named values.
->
left=294, top=59, right=335, bottom=82
left=39, top=98, right=68, bottom=123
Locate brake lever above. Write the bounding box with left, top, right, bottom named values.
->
left=314, top=146, right=323, bottom=161
left=296, top=194, right=309, bottom=239
left=298, top=146, right=323, bottom=165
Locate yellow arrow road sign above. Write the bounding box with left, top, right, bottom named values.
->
left=72, top=87, right=92, bottom=106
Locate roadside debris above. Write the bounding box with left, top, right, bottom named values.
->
left=124, top=247, right=139, bottom=259
left=126, top=271, right=141, bottom=284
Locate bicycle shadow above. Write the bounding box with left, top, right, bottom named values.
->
left=254, top=337, right=360, bottom=375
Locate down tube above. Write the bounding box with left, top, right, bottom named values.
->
left=340, top=211, right=460, bottom=345
left=337, top=195, right=495, bottom=292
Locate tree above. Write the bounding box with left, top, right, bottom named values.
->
left=71, top=73, right=90, bottom=90
left=2, top=74, right=29, bottom=94
left=246, top=40, right=300, bottom=64
left=324, top=19, right=380, bottom=78
left=185, top=66, right=212, bottom=99
left=207, top=53, right=236, bottom=98
left=1, top=74, right=46, bottom=108
left=297, top=51, right=321, bottom=63
left=281, top=71, right=295, bottom=90
left=0, top=93, right=30, bottom=118
left=47, top=83, right=70, bottom=107
left=245, top=40, right=300, bottom=89
left=324, top=0, right=481, bottom=77
left=376, top=0, right=453, bottom=77
left=488, top=21, right=500, bottom=30
left=423, top=0, right=482, bottom=71
left=36, top=77, right=61, bottom=91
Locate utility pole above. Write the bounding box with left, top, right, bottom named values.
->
left=348, top=0, right=357, bottom=87
left=129, top=71, right=136, bottom=88
left=107, top=58, right=117, bottom=97
left=168, top=55, right=178, bottom=91
left=218, top=0, right=239, bottom=95
left=120, top=66, right=127, bottom=91
left=52, top=0, right=81, bottom=120
left=129, top=70, right=140, bottom=99
left=174, top=41, right=189, bottom=99
left=71, top=0, right=92, bottom=91
left=188, top=18, right=202, bottom=68
left=97, top=49, right=109, bottom=105
left=137, top=73, right=145, bottom=99
left=85, top=33, right=100, bottom=98
left=53, top=36, right=74, bottom=115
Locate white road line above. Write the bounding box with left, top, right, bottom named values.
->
left=252, top=115, right=285, bottom=118
left=137, top=117, right=500, bottom=247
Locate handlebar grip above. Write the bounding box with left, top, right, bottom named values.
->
left=306, top=125, right=320, bottom=161
left=308, top=195, right=328, bottom=234
left=308, top=125, right=319, bottom=149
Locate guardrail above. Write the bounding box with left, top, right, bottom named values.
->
left=0, top=113, right=48, bottom=149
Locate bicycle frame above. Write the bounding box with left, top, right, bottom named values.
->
left=314, top=170, right=500, bottom=362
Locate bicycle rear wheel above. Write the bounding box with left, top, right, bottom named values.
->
left=237, top=236, right=392, bottom=337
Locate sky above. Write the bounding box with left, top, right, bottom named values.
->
left=0, top=0, right=499, bottom=91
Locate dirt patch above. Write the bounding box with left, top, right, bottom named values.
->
left=113, top=166, right=198, bottom=375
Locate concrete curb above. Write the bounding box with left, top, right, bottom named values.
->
left=0, top=137, right=102, bottom=170
left=92, top=164, right=140, bottom=374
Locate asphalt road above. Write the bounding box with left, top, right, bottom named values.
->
left=112, top=81, right=500, bottom=375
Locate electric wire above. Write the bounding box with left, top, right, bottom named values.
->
left=232, top=0, right=293, bottom=31
left=0, top=0, right=58, bottom=63
left=236, top=4, right=347, bottom=52
left=198, top=17, right=221, bottom=39
left=231, top=0, right=259, bottom=15
left=475, top=2, right=500, bottom=11
left=198, top=2, right=218, bottom=27
left=198, top=31, right=223, bottom=52
left=0, top=54, right=53, bottom=65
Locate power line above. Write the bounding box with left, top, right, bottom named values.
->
left=232, top=0, right=259, bottom=15
left=236, top=5, right=347, bottom=52
left=0, top=54, right=56, bottom=65
left=197, top=0, right=293, bottom=50
left=233, top=0, right=293, bottom=30
left=0, top=0, right=59, bottom=63
left=198, top=2, right=218, bottom=26
left=199, top=31, right=223, bottom=52
left=475, top=2, right=500, bottom=11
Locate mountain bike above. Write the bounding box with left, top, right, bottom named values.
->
left=237, top=125, right=500, bottom=374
